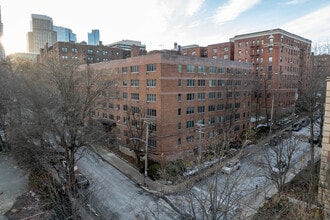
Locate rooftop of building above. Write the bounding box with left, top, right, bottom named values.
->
left=230, top=28, right=312, bottom=44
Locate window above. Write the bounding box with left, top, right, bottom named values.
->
left=218, top=80, right=224, bottom=86
left=208, top=105, right=215, bottom=112
left=178, top=108, right=182, bottom=115
left=198, top=79, right=205, bottom=87
left=198, top=93, right=205, bottom=100
left=269, top=56, right=272, bottom=63
left=198, top=106, right=205, bottom=113
left=71, top=48, right=77, bottom=53
left=238, top=42, right=242, bottom=47
left=147, top=94, right=156, bottom=102
left=103, top=51, right=108, bottom=55
left=186, top=135, right=194, bottom=143
left=198, top=66, right=205, bottom=73
left=148, top=138, right=157, bottom=147
left=217, top=104, right=224, bottom=111
left=146, top=64, right=156, bottom=72
left=178, top=93, right=182, bottom=101
left=187, top=93, right=194, bottom=101
left=269, top=47, right=273, bottom=53
left=62, top=56, right=68, bottom=60
left=178, top=64, right=182, bottom=73
left=131, top=79, right=139, bottom=87
left=208, top=117, right=215, bottom=124
left=130, top=65, right=139, bottom=73
left=178, top=79, right=182, bottom=87
left=227, top=79, right=233, bottom=86
left=147, top=79, right=156, bottom=87
left=147, top=109, right=157, bottom=116
left=223, top=54, right=229, bottom=59
left=209, top=80, right=216, bottom=87
left=238, top=50, right=242, bottom=56
left=178, top=138, right=182, bottom=145
left=131, top=93, right=139, bottom=100
left=122, top=67, right=128, bottom=73
left=209, top=92, right=216, bottom=99
left=224, top=47, right=228, bottom=52
left=227, top=92, right=233, bottom=98
left=61, top=47, right=68, bottom=53
left=186, top=107, right=194, bottom=114
left=123, top=92, right=128, bottom=99
left=212, top=48, right=217, bottom=53
left=178, top=122, right=182, bottom=130
left=217, top=92, right=223, bottom=99
left=235, top=103, right=240, bottom=108
left=218, top=67, right=224, bottom=74
left=209, top=66, right=216, bottom=74
left=132, top=106, right=140, bottom=114
left=226, top=103, right=232, bottom=109
left=268, top=66, right=272, bottom=72
left=235, top=92, right=241, bottom=97
left=186, top=120, right=194, bottom=128
left=187, top=65, right=195, bottom=73
left=87, top=49, right=93, bottom=54
left=186, top=79, right=195, bottom=87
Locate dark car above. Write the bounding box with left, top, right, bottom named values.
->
left=292, top=122, right=302, bottom=131
left=75, top=173, right=90, bottom=189
left=301, top=118, right=310, bottom=127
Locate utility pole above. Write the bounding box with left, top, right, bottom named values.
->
left=196, top=123, right=205, bottom=159
left=140, top=117, right=154, bottom=187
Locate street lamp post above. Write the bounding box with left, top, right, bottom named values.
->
left=130, top=117, right=153, bottom=187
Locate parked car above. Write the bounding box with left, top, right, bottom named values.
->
left=221, top=159, right=241, bottom=174
left=300, top=118, right=310, bottom=127
left=75, top=172, right=90, bottom=189
left=292, top=122, right=302, bottom=131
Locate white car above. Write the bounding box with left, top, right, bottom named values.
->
left=221, top=159, right=241, bottom=174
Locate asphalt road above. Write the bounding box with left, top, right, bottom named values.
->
left=76, top=148, right=180, bottom=220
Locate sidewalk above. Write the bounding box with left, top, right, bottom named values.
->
left=95, top=147, right=164, bottom=193
left=94, top=147, right=230, bottom=194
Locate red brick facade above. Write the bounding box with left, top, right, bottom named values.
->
left=87, top=52, right=253, bottom=164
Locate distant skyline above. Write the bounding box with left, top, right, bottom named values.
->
left=0, top=0, right=330, bottom=55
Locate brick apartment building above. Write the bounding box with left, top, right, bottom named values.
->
left=85, top=51, right=253, bottom=164
left=38, top=41, right=147, bottom=64
left=230, top=29, right=312, bottom=120
left=181, top=29, right=312, bottom=121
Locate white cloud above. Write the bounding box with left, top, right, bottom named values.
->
left=282, top=0, right=308, bottom=5
left=213, top=0, right=260, bottom=24
left=282, top=5, right=330, bottom=42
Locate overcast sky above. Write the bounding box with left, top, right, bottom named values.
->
left=1, top=0, right=330, bottom=54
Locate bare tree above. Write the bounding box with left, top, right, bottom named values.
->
left=2, top=57, right=114, bottom=219
left=261, top=137, right=298, bottom=192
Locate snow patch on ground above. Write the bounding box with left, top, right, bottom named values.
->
left=0, top=153, right=28, bottom=215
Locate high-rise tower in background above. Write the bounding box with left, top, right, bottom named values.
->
left=0, top=6, right=5, bottom=59
left=53, top=26, right=76, bottom=43
left=27, top=14, right=57, bottom=53
left=88, top=29, right=100, bottom=45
